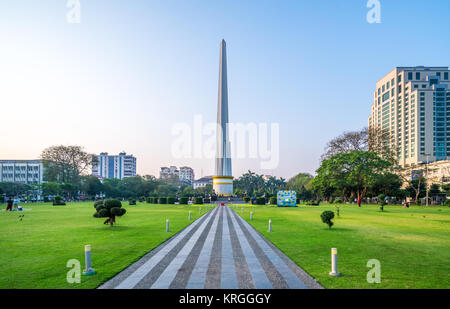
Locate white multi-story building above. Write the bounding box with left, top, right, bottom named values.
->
left=369, top=66, right=450, bottom=167
left=160, top=166, right=195, bottom=185
left=0, top=160, right=44, bottom=184
left=193, top=176, right=213, bottom=189
left=92, top=152, right=136, bottom=180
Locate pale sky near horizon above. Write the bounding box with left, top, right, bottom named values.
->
left=1, top=0, right=449, bottom=180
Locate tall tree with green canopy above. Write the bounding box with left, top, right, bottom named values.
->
left=313, top=150, right=392, bottom=206
left=40, top=145, right=97, bottom=186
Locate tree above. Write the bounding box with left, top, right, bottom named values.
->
left=405, top=177, right=427, bottom=204
left=313, top=151, right=392, bottom=206
left=428, top=184, right=441, bottom=196
left=80, top=176, right=104, bottom=197
left=287, top=173, right=313, bottom=191
left=93, top=199, right=126, bottom=226
left=370, top=173, right=402, bottom=197
left=41, top=182, right=60, bottom=196
left=41, top=145, right=97, bottom=185
left=321, top=128, right=368, bottom=161
left=320, top=211, right=335, bottom=229
left=0, top=182, right=31, bottom=197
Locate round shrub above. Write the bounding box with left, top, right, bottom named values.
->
left=193, top=197, right=203, bottom=205
left=269, top=197, right=277, bottom=205
left=104, top=199, right=122, bottom=210
left=158, top=197, right=167, bottom=204
left=167, top=197, right=176, bottom=204
left=203, top=198, right=211, bottom=204
left=333, top=198, right=343, bottom=204
left=243, top=196, right=250, bottom=203
left=129, top=198, right=136, bottom=205
left=179, top=197, right=188, bottom=205
left=257, top=197, right=266, bottom=205
left=53, top=195, right=66, bottom=206
left=146, top=196, right=152, bottom=203
left=94, top=200, right=104, bottom=208
left=320, top=210, right=335, bottom=229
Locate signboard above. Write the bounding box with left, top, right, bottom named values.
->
left=411, top=169, right=423, bottom=181
left=277, top=191, right=296, bottom=207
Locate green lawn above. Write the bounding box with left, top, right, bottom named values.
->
left=231, top=204, right=450, bottom=289
left=0, top=202, right=213, bottom=289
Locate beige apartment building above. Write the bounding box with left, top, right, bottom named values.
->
left=369, top=67, right=450, bottom=177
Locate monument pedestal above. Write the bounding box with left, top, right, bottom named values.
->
left=213, top=176, right=234, bottom=196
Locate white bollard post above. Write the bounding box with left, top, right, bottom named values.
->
left=268, top=219, right=272, bottom=232
left=329, top=248, right=340, bottom=276
left=82, top=245, right=96, bottom=276
left=166, top=219, right=170, bottom=232
left=199, top=207, right=202, bottom=214
left=250, top=212, right=253, bottom=221
left=189, top=211, right=191, bottom=221
left=241, top=207, right=243, bottom=215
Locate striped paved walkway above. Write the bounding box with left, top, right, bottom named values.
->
left=99, top=205, right=322, bottom=289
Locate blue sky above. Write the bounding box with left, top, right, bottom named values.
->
left=1, top=0, right=449, bottom=179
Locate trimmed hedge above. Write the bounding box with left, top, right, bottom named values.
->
left=167, top=197, right=176, bottom=204
left=243, top=196, right=250, bottom=203
left=158, top=197, right=167, bottom=204
left=193, top=197, right=203, bottom=205
left=179, top=197, right=188, bottom=205
left=203, top=198, right=211, bottom=204
left=129, top=198, right=136, bottom=205
left=269, top=197, right=277, bottom=205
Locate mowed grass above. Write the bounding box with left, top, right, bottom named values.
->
left=0, top=202, right=214, bottom=289
left=231, top=204, right=450, bottom=289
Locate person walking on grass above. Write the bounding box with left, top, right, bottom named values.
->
left=6, top=197, right=13, bottom=211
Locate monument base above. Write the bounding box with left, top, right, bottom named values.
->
left=213, top=176, right=234, bottom=196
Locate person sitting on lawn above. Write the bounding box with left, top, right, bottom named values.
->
left=13, top=197, right=19, bottom=210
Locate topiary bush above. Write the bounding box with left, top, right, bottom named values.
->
left=94, top=200, right=104, bottom=208
left=257, top=197, right=266, bottom=205
left=179, top=197, right=188, bottom=205
left=129, top=198, right=136, bottom=205
left=93, top=198, right=126, bottom=226
left=139, top=196, right=146, bottom=202
left=333, top=198, right=343, bottom=204
left=320, top=210, right=335, bottom=229
left=167, top=197, right=176, bottom=204
left=203, top=198, right=211, bottom=204
left=269, top=197, right=277, bottom=205
left=193, top=197, right=203, bottom=205
left=146, top=196, right=152, bottom=203
left=53, top=195, right=66, bottom=206
left=243, top=196, right=250, bottom=203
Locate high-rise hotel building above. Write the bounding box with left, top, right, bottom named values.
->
left=92, top=152, right=137, bottom=180
left=369, top=66, right=450, bottom=167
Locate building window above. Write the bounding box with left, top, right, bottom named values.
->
left=445, top=72, right=449, bottom=80
left=408, top=72, right=413, bottom=80
left=416, top=72, right=420, bottom=80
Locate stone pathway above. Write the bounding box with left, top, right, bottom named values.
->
left=99, top=205, right=322, bottom=289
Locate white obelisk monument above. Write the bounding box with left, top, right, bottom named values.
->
left=213, top=39, right=233, bottom=196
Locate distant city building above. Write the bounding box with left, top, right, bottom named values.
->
left=92, top=152, right=136, bottom=180
left=369, top=66, right=450, bottom=167
left=193, top=176, right=213, bottom=189
left=0, top=160, right=44, bottom=184
left=160, top=166, right=195, bottom=185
